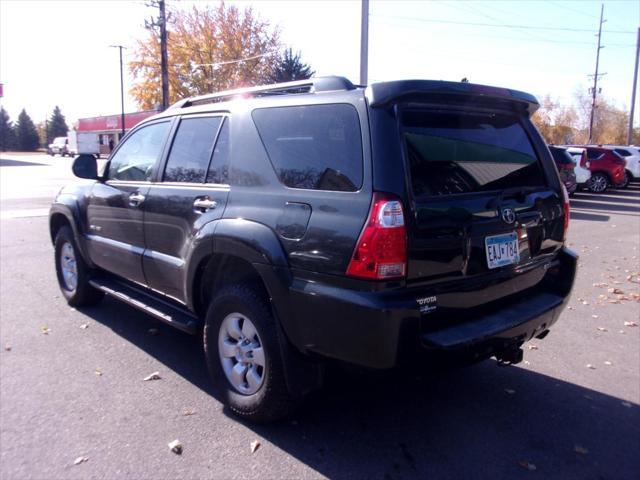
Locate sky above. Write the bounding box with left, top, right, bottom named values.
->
left=0, top=0, right=638, bottom=127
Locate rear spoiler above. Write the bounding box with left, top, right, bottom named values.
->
left=366, top=80, right=539, bottom=116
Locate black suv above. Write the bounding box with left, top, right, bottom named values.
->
left=50, top=77, right=577, bottom=422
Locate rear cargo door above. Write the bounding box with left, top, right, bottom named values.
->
left=400, top=107, right=564, bottom=283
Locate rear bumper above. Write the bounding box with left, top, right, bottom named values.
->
left=285, top=248, right=577, bottom=369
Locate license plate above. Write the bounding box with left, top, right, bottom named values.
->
left=485, top=232, right=519, bottom=269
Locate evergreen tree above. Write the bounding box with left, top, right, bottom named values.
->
left=0, top=107, right=16, bottom=151
left=268, top=48, right=315, bottom=83
left=47, top=105, right=68, bottom=142
left=14, top=109, right=40, bottom=151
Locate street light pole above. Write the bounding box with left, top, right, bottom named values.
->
left=110, top=45, right=126, bottom=138
left=360, top=0, right=369, bottom=86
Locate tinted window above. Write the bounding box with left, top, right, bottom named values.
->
left=614, top=148, right=631, bottom=157
left=402, top=110, right=545, bottom=197
left=206, top=119, right=230, bottom=184
left=586, top=149, right=603, bottom=160
left=549, top=147, right=573, bottom=165
left=164, top=116, right=222, bottom=183
left=252, top=104, right=363, bottom=191
left=108, top=122, right=170, bottom=182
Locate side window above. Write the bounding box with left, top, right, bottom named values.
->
left=587, top=149, right=603, bottom=161
left=108, top=122, right=170, bottom=182
left=615, top=148, right=630, bottom=157
left=252, top=104, right=363, bottom=191
left=164, top=116, right=222, bottom=183
left=206, top=119, right=230, bottom=184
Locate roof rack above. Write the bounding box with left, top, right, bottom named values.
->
left=170, top=76, right=356, bottom=109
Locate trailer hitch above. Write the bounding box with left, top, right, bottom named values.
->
left=495, top=345, right=524, bottom=366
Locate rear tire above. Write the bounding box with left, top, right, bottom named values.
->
left=616, top=171, right=631, bottom=189
left=588, top=172, right=608, bottom=193
left=54, top=226, right=104, bottom=307
left=203, top=283, right=296, bottom=423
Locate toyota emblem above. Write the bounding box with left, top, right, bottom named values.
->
left=501, top=208, right=516, bottom=224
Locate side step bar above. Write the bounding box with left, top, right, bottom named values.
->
left=89, top=277, right=199, bottom=334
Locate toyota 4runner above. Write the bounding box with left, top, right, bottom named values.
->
left=50, top=77, right=577, bottom=422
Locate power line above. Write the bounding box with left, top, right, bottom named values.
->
left=373, top=14, right=635, bottom=34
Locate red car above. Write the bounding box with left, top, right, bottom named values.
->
left=572, top=146, right=626, bottom=193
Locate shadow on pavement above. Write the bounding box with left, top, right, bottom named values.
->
left=82, top=296, right=640, bottom=480
left=570, top=181, right=640, bottom=218
left=0, top=159, right=47, bottom=167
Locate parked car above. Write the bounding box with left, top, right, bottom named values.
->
left=48, top=137, right=69, bottom=156
left=50, top=77, right=576, bottom=422
left=549, top=146, right=577, bottom=195
left=608, top=145, right=640, bottom=187
left=564, top=147, right=591, bottom=189
left=566, top=146, right=626, bottom=193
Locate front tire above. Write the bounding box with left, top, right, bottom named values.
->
left=203, top=284, right=296, bottom=423
left=588, top=172, right=609, bottom=193
left=54, top=226, right=104, bottom=307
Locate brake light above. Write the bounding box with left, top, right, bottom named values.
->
left=561, top=185, right=570, bottom=241
left=346, top=193, right=407, bottom=280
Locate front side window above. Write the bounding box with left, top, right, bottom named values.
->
left=252, top=104, right=363, bottom=191
left=402, top=110, right=545, bottom=197
left=164, top=116, right=223, bottom=183
left=108, top=122, right=170, bottom=182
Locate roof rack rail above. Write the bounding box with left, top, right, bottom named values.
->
left=169, top=76, right=356, bottom=109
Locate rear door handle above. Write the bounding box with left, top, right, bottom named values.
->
left=129, top=192, right=145, bottom=207
left=193, top=197, right=217, bottom=212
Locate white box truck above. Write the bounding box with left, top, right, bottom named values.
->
left=67, top=131, right=101, bottom=158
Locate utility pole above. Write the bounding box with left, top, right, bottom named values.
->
left=146, top=0, right=169, bottom=110
left=628, top=27, right=639, bottom=145
left=110, top=45, right=126, bottom=138
left=360, top=0, right=369, bottom=86
left=588, top=4, right=605, bottom=144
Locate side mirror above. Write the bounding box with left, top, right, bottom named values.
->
left=72, top=154, right=98, bottom=180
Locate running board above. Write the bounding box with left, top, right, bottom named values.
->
left=89, top=277, right=199, bottom=334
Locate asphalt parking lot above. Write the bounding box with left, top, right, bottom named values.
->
left=0, top=153, right=638, bottom=479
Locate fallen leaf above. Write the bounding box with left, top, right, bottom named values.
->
left=4, top=344, right=11, bottom=351
left=183, top=409, right=196, bottom=416
left=597, top=327, right=607, bottom=332
left=567, top=306, right=575, bottom=310
left=148, top=328, right=159, bottom=336
left=607, top=299, right=621, bottom=304
left=94, top=368, right=102, bottom=376
left=518, top=460, right=537, bottom=471
left=574, top=445, right=589, bottom=455
left=79, top=323, right=88, bottom=329
left=582, top=300, right=589, bottom=305
left=604, top=361, right=612, bottom=366
left=504, top=388, right=516, bottom=395
left=528, top=345, right=538, bottom=350
left=608, top=288, right=624, bottom=294
left=250, top=440, right=261, bottom=453
left=41, top=326, right=51, bottom=335
left=143, top=371, right=161, bottom=381
left=591, top=315, right=599, bottom=319
left=619, top=330, right=626, bottom=334
left=73, top=456, right=88, bottom=465
left=623, top=321, right=637, bottom=327
left=592, top=282, right=608, bottom=288
left=586, top=364, right=596, bottom=370
left=168, top=439, right=182, bottom=454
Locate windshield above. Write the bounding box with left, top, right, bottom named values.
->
left=402, top=110, right=545, bottom=197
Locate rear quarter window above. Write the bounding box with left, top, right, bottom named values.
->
left=402, top=110, right=545, bottom=197
left=252, top=104, right=363, bottom=192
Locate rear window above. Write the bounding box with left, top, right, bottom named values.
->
left=252, top=104, right=363, bottom=191
left=549, top=147, right=573, bottom=165
left=402, top=110, right=545, bottom=197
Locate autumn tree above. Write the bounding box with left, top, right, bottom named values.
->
left=14, top=109, right=40, bottom=151
left=268, top=48, right=314, bottom=83
left=0, top=107, right=16, bottom=151
left=129, top=2, right=281, bottom=109
left=532, top=95, right=579, bottom=145
left=47, top=106, right=69, bottom=143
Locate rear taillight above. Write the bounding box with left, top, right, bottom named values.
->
left=561, top=185, right=570, bottom=241
left=346, top=193, right=407, bottom=280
